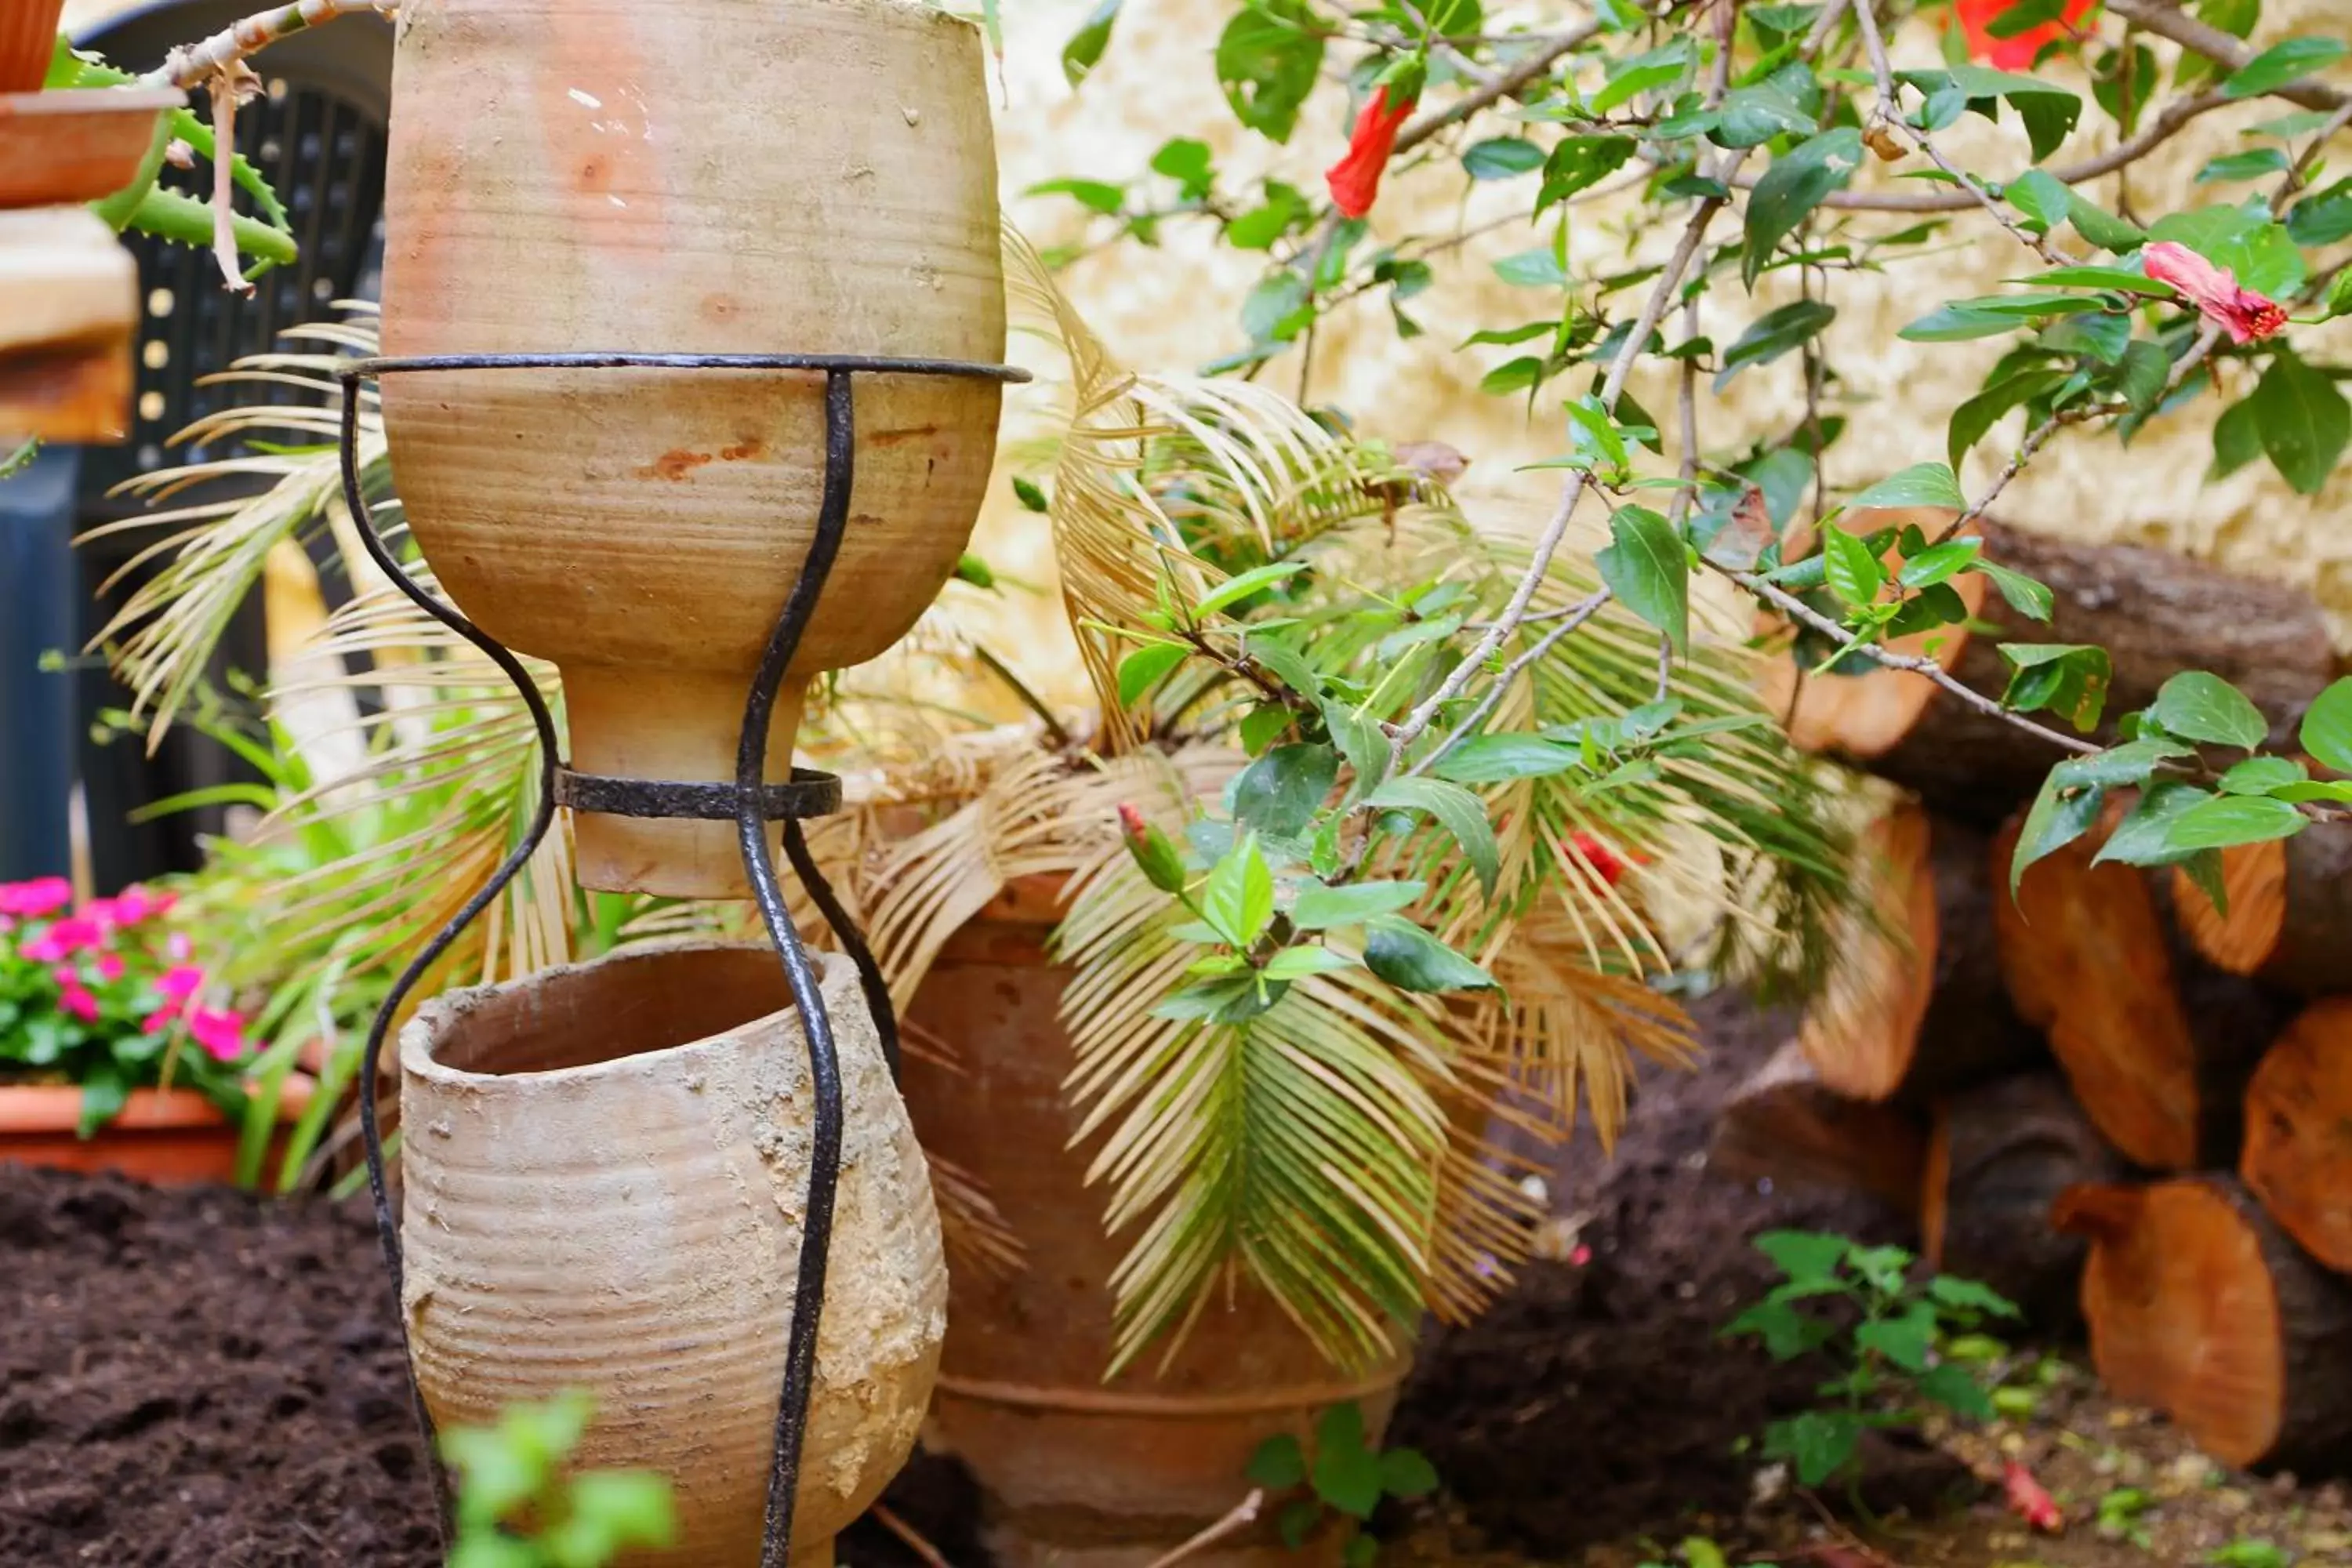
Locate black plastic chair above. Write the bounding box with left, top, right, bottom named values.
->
left=68, top=0, right=391, bottom=891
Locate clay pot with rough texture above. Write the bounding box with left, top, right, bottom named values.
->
left=400, top=942, right=947, bottom=1566
left=0, top=0, right=64, bottom=93
left=0, top=1075, right=314, bottom=1185
left=378, top=0, right=1005, bottom=899
left=901, top=879, right=1412, bottom=1568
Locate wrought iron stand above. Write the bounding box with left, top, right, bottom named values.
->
left=333, top=350, right=1029, bottom=1566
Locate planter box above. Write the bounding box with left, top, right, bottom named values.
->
left=0, top=1076, right=315, bottom=1185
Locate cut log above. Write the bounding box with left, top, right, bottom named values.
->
left=2241, top=998, right=2352, bottom=1274
left=2172, top=820, right=2352, bottom=996
left=1710, top=1040, right=1928, bottom=1210
left=1798, top=802, right=2040, bottom=1104
left=1921, top=1073, right=2125, bottom=1328
left=1992, top=809, right=2292, bottom=1170
left=2056, top=1176, right=2352, bottom=1473
left=1761, top=515, right=2336, bottom=825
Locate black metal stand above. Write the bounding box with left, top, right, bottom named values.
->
left=333, top=350, right=1027, bottom=1565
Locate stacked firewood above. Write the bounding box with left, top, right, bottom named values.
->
left=1712, top=519, right=2352, bottom=1475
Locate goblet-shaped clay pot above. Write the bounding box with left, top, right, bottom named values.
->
left=400, top=942, right=947, bottom=1566
left=378, top=0, right=1005, bottom=897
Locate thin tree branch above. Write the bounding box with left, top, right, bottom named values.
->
left=1142, top=1491, right=1265, bottom=1568
left=2104, top=0, right=2350, bottom=112
left=1745, top=89, right=2236, bottom=212
left=1410, top=589, right=1614, bottom=777
left=1394, top=20, right=1607, bottom=154
left=1856, top=0, right=2071, bottom=262
left=142, top=0, right=395, bottom=88
left=1729, top=568, right=2103, bottom=757
left=869, top=1506, right=954, bottom=1568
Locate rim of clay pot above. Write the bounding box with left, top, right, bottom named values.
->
left=0, top=1076, right=317, bottom=1133
left=401, top=940, right=857, bottom=1087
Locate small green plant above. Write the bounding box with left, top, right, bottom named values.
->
left=1638, top=1537, right=1762, bottom=1568
left=2096, top=1486, right=2153, bottom=1549
left=1723, top=1229, right=2020, bottom=1491
left=1247, top=1401, right=1438, bottom=1565
left=2209, top=1541, right=2292, bottom=1568
left=441, top=1391, right=677, bottom=1568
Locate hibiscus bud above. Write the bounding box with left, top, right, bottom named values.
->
left=2002, top=1460, right=2063, bottom=1533
left=1570, top=829, right=1630, bottom=887
left=1325, top=85, right=1418, bottom=220
left=1118, top=804, right=1189, bottom=894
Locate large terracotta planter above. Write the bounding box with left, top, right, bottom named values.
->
left=0, top=1075, right=315, bottom=1185
left=901, top=880, right=1411, bottom=1568
left=400, top=942, right=946, bottom=1567
left=378, top=0, right=1006, bottom=899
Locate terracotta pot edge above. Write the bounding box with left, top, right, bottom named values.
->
left=0, top=1075, right=316, bottom=1134
left=398, top=939, right=861, bottom=1089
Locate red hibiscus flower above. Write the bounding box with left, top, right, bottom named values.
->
left=2143, top=240, right=2289, bottom=344
left=1326, top=85, right=1417, bottom=220
left=1954, top=0, right=2096, bottom=69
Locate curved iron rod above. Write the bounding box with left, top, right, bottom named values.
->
left=740, top=368, right=857, bottom=1568
left=783, top=818, right=901, bottom=1082
left=336, top=383, right=566, bottom=1546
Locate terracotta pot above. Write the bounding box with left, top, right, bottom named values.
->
left=400, top=942, right=946, bottom=1567
left=0, top=1074, right=317, bottom=1185
left=378, top=0, right=1005, bottom=899
left=901, top=880, right=1412, bottom=1568
left=0, top=0, right=65, bottom=93
left=0, top=86, right=183, bottom=209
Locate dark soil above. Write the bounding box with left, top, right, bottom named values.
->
left=1387, top=988, right=1933, bottom=1555
left=0, top=1168, right=438, bottom=1567
left=28, top=985, right=2300, bottom=1567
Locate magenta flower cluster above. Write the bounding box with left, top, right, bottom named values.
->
left=2, top=876, right=255, bottom=1132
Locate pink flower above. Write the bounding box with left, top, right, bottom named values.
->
left=95, top=953, right=125, bottom=982
left=141, top=1005, right=182, bottom=1036
left=2143, top=240, right=2288, bottom=345
left=22, top=916, right=104, bottom=964
left=0, top=877, right=72, bottom=918
left=57, top=985, right=100, bottom=1024
left=158, top=964, right=206, bottom=1002
left=166, top=932, right=193, bottom=962
left=187, top=1007, right=248, bottom=1062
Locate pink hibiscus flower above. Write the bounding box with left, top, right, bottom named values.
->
left=2143, top=240, right=2288, bottom=345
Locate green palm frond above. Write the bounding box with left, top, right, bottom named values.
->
left=1054, top=851, right=1440, bottom=1372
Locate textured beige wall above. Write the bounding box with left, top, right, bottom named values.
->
left=974, top=0, right=2352, bottom=675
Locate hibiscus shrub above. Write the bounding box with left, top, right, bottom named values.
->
left=0, top=877, right=257, bottom=1134
left=1037, top=0, right=2352, bottom=898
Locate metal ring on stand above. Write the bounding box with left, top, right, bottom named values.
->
left=332, top=349, right=1026, bottom=1564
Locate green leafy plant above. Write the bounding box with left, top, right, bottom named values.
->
left=2209, top=1539, right=2292, bottom=1568
left=1724, top=1229, right=2019, bottom=1491
left=1247, top=1401, right=1439, bottom=1565
left=441, top=1391, right=677, bottom=1568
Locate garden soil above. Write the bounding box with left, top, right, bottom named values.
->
left=5, top=989, right=2350, bottom=1566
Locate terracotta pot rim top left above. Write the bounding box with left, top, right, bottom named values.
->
left=401, top=939, right=855, bottom=1091
left=0, top=1076, right=316, bottom=1133
left=0, top=86, right=186, bottom=118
